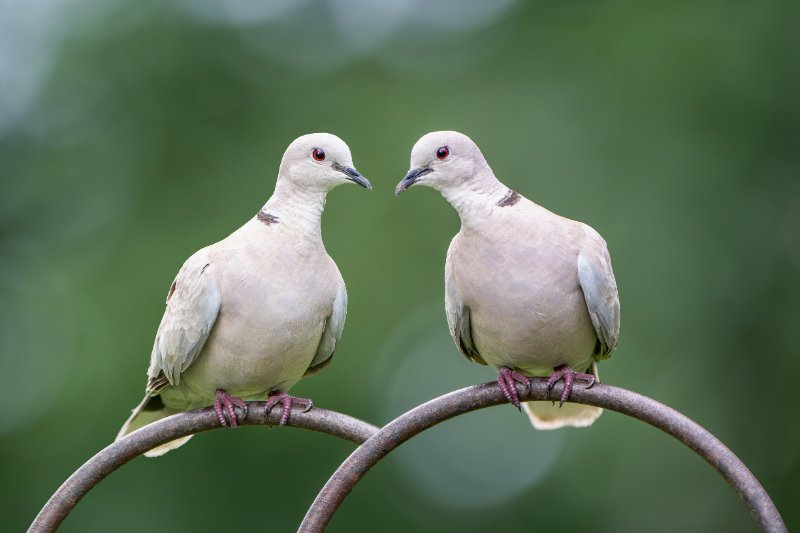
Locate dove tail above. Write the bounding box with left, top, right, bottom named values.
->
left=523, top=401, right=602, bottom=429
left=116, top=395, right=193, bottom=457
left=522, top=362, right=603, bottom=429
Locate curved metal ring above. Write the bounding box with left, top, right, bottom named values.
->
left=29, top=403, right=379, bottom=532
left=299, top=381, right=786, bottom=532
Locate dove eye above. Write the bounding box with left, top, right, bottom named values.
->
left=312, top=148, right=326, bottom=161
left=436, top=146, right=449, bottom=160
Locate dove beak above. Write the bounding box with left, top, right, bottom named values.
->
left=395, top=166, right=432, bottom=196
left=333, top=162, right=372, bottom=190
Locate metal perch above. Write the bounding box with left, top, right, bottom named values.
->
left=29, top=382, right=786, bottom=532
left=299, top=380, right=787, bottom=533
left=29, top=404, right=379, bottom=532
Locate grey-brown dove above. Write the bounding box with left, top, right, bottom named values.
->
left=396, top=131, right=620, bottom=429
left=116, top=133, right=371, bottom=456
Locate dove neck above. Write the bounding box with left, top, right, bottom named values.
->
left=262, top=180, right=327, bottom=239
left=441, top=172, right=508, bottom=231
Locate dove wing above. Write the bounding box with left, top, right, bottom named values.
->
left=304, top=280, right=348, bottom=377
left=577, top=226, right=620, bottom=360
left=445, top=239, right=487, bottom=366
left=146, top=251, right=221, bottom=393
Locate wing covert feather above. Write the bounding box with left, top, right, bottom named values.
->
left=445, top=242, right=487, bottom=366
left=577, top=226, right=620, bottom=359
left=305, top=281, right=347, bottom=377
left=146, top=252, right=220, bottom=392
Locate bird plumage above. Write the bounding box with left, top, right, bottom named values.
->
left=398, top=130, right=620, bottom=429
left=117, top=133, right=369, bottom=456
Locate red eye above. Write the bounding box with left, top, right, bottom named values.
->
left=312, top=148, right=326, bottom=161
left=436, top=146, right=449, bottom=159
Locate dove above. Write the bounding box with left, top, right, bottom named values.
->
left=116, top=133, right=371, bottom=456
left=395, top=131, right=620, bottom=429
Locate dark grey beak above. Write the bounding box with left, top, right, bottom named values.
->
left=395, top=166, right=432, bottom=196
left=333, top=162, right=372, bottom=190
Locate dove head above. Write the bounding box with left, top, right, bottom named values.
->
left=278, top=133, right=371, bottom=193
left=395, top=131, right=495, bottom=197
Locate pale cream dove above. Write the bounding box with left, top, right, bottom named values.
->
left=396, top=131, right=620, bottom=429
left=117, top=133, right=371, bottom=456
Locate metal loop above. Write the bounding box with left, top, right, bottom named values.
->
left=299, top=381, right=786, bottom=532
left=29, top=404, right=379, bottom=532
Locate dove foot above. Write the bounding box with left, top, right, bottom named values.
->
left=214, top=389, right=248, bottom=428
left=497, top=366, right=531, bottom=410
left=546, top=364, right=597, bottom=406
left=265, top=390, right=313, bottom=426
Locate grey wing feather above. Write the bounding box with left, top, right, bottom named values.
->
left=305, top=281, right=347, bottom=377
left=146, top=251, right=221, bottom=393
left=577, top=226, right=620, bottom=360
left=445, top=248, right=487, bottom=366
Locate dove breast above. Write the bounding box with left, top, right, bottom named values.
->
left=446, top=202, right=597, bottom=377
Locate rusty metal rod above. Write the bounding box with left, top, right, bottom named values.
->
left=299, top=380, right=786, bottom=532
left=29, top=403, right=379, bottom=532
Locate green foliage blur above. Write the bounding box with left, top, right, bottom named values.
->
left=2, top=1, right=798, bottom=531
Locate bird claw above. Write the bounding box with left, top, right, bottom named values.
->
left=265, top=390, right=313, bottom=426
left=214, top=389, right=248, bottom=428
left=546, top=364, right=597, bottom=407
left=496, top=366, right=531, bottom=410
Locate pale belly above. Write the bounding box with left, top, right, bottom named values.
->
left=469, top=296, right=597, bottom=376
left=160, top=309, right=325, bottom=410
left=206, top=312, right=320, bottom=387
left=450, top=236, right=598, bottom=376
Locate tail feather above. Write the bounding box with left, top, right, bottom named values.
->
left=523, top=401, right=602, bottom=429
left=116, top=395, right=193, bottom=457
left=523, top=362, right=602, bottom=430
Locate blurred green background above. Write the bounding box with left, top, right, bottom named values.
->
left=2, top=0, right=799, bottom=531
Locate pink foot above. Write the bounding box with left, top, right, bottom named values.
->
left=214, top=389, right=248, bottom=428
left=265, top=390, right=313, bottom=426
left=546, top=364, right=597, bottom=406
left=497, top=367, right=531, bottom=410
